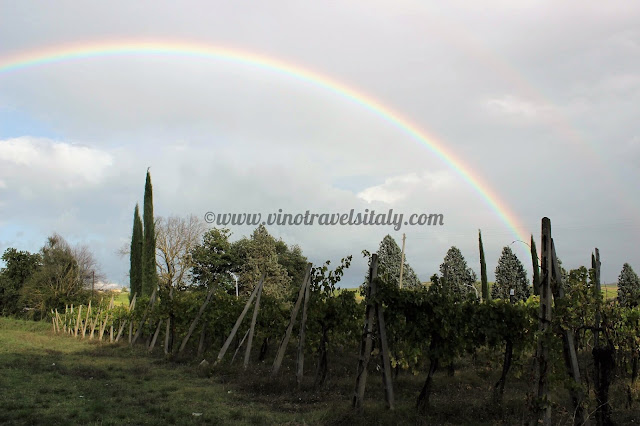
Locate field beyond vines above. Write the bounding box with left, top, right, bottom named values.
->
left=1, top=316, right=638, bottom=425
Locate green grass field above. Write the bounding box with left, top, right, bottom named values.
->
left=1, top=315, right=637, bottom=425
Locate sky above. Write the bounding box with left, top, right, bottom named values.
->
left=0, top=1, right=639, bottom=288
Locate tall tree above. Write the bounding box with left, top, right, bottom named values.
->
left=19, top=234, right=101, bottom=319
left=439, top=246, right=477, bottom=298
left=274, top=240, right=309, bottom=289
left=190, top=227, right=238, bottom=290
left=375, top=234, right=421, bottom=288
left=129, top=204, right=143, bottom=301
left=617, top=263, right=640, bottom=308
left=492, top=246, right=530, bottom=302
left=0, top=248, right=42, bottom=316
left=142, top=170, right=157, bottom=297
left=233, top=225, right=293, bottom=299
left=155, top=214, right=206, bottom=290
left=479, top=230, right=489, bottom=301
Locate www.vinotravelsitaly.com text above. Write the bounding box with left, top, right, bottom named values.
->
left=203, top=209, right=444, bottom=231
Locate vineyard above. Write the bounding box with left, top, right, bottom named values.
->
left=39, top=218, right=640, bottom=425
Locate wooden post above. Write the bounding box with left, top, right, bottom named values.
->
left=73, top=305, right=82, bottom=337
left=534, top=218, right=552, bottom=425
left=531, top=235, right=540, bottom=296
left=178, top=285, right=217, bottom=353
left=592, top=249, right=601, bottom=348
left=232, top=329, right=251, bottom=364
left=131, top=288, right=157, bottom=346
left=164, top=287, right=174, bottom=355
left=244, top=278, right=264, bottom=368
left=551, top=239, right=587, bottom=425
left=99, top=312, right=110, bottom=341
left=197, top=320, right=208, bottom=358
left=215, top=274, right=265, bottom=365
left=399, top=233, right=406, bottom=289
left=115, top=293, right=135, bottom=343
left=296, top=266, right=312, bottom=385
left=376, top=296, right=395, bottom=409
left=148, top=319, right=163, bottom=352
left=82, top=301, right=91, bottom=338
left=272, top=264, right=312, bottom=376
left=353, top=254, right=379, bottom=409
left=89, top=307, right=101, bottom=340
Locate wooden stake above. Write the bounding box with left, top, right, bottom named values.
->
left=593, top=249, right=601, bottom=348
left=148, top=319, right=163, bottom=352
left=178, top=285, right=217, bottom=353
left=399, top=233, right=406, bottom=289
left=131, top=288, right=157, bottom=346
left=272, top=263, right=312, bottom=375
left=232, top=328, right=251, bottom=364
left=535, top=217, right=552, bottom=426
left=353, top=254, right=379, bottom=409
left=243, top=277, right=264, bottom=368
left=99, top=312, right=110, bottom=341
left=74, top=305, right=82, bottom=337
left=550, top=239, right=587, bottom=425
left=82, top=301, right=91, bottom=338
left=115, top=294, right=135, bottom=343
left=164, top=288, right=174, bottom=355
left=197, top=320, right=208, bottom=358
left=376, top=296, right=395, bottom=409
left=296, top=267, right=311, bottom=384
left=215, top=274, right=265, bottom=365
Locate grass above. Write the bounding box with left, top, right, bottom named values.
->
left=113, top=290, right=130, bottom=306
left=0, top=317, right=318, bottom=425
left=1, top=317, right=638, bottom=425
left=602, top=283, right=618, bottom=300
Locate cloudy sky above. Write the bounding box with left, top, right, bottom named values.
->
left=1, top=1, right=639, bottom=287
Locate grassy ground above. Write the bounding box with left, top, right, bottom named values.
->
left=1, top=317, right=638, bottom=425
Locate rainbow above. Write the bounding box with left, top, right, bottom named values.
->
left=0, top=40, right=531, bottom=244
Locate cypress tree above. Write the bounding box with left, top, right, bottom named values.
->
left=479, top=230, right=489, bottom=301
left=439, top=246, right=477, bottom=298
left=142, top=170, right=157, bottom=297
left=530, top=235, right=540, bottom=296
left=129, top=204, right=143, bottom=301
left=492, top=246, right=530, bottom=302
left=618, top=263, right=640, bottom=308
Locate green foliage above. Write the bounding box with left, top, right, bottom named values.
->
left=308, top=256, right=360, bottom=341
left=274, top=241, right=309, bottom=290
left=129, top=204, right=143, bottom=302
left=617, top=263, right=640, bottom=308
left=373, top=235, right=421, bottom=289
left=492, top=246, right=530, bottom=302
left=470, top=298, right=536, bottom=354
left=438, top=246, right=477, bottom=299
left=307, top=256, right=361, bottom=384
left=19, top=235, right=90, bottom=320
left=142, top=170, right=157, bottom=297
left=190, top=228, right=238, bottom=290
left=232, top=225, right=293, bottom=300
left=0, top=248, right=42, bottom=316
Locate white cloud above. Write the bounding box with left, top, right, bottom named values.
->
left=357, top=171, right=453, bottom=204
left=484, top=95, right=553, bottom=122
left=0, top=137, right=113, bottom=188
